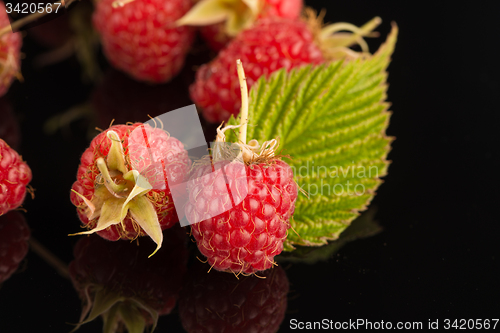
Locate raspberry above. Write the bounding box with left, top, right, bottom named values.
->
left=69, top=226, right=188, bottom=331
left=179, top=262, right=289, bottom=332
left=186, top=59, right=298, bottom=274
left=0, top=1, right=22, bottom=97
left=0, top=139, right=32, bottom=216
left=190, top=17, right=324, bottom=123
left=70, top=123, right=190, bottom=255
left=185, top=159, right=298, bottom=274
left=92, top=0, right=195, bottom=83
left=0, top=211, right=30, bottom=285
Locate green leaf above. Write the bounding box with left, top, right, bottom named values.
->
left=227, top=24, right=398, bottom=251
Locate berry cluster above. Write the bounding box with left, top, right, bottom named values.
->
left=0, top=0, right=393, bottom=331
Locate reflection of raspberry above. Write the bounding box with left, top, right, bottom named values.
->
left=0, top=211, right=30, bottom=285
left=0, top=1, right=22, bottom=97
left=69, top=226, right=188, bottom=331
left=179, top=262, right=289, bottom=332
left=70, top=123, right=190, bottom=244
left=0, top=139, right=32, bottom=216
left=92, top=0, right=195, bottom=83
left=190, top=17, right=324, bottom=122
left=185, top=159, right=298, bottom=274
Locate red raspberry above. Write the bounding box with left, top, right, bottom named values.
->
left=190, top=17, right=324, bottom=123
left=199, top=0, right=304, bottom=51
left=179, top=262, right=289, bottom=332
left=69, top=226, right=188, bottom=331
left=0, top=139, right=32, bottom=216
left=70, top=123, right=190, bottom=254
left=92, top=0, right=195, bottom=83
left=0, top=1, right=22, bottom=97
left=185, top=159, right=298, bottom=274
left=0, top=211, right=30, bottom=285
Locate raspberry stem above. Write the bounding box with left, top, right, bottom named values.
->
left=29, top=237, right=70, bottom=279
left=236, top=59, right=248, bottom=145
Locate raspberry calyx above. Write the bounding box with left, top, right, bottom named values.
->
left=177, top=0, right=261, bottom=36
left=70, top=130, right=163, bottom=257
left=213, top=59, right=280, bottom=165
left=309, top=9, right=382, bottom=60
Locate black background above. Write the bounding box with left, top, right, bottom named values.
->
left=0, top=0, right=499, bottom=332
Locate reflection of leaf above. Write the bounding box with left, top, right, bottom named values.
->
left=276, top=208, right=381, bottom=265
left=227, top=25, right=397, bottom=251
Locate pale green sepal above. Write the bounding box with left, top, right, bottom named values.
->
left=123, top=170, right=153, bottom=193
left=176, top=0, right=260, bottom=36
left=71, top=186, right=109, bottom=220
left=105, top=130, right=128, bottom=174
left=241, top=0, right=260, bottom=16
left=121, top=170, right=153, bottom=229
left=68, top=196, right=127, bottom=236
left=79, top=289, right=124, bottom=325
left=102, top=303, right=121, bottom=333
left=133, top=300, right=159, bottom=333
left=71, top=189, right=96, bottom=219
left=96, top=157, right=127, bottom=194
left=128, top=196, right=163, bottom=258
left=117, top=303, right=147, bottom=333
left=225, top=0, right=259, bottom=35
left=176, top=0, right=233, bottom=26
left=225, top=9, right=252, bottom=36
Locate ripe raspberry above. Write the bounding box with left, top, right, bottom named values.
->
left=0, top=211, right=30, bottom=285
left=0, top=1, right=22, bottom=97
left=69, top=226, right=188, bottom=332
left=190, top=17, right=324, bottom=123
left=185, top=159, right=298, bottom=274
left=92, top=0, right=195, bottom=83
left=70, top=123, right=190, bottom=255
left=0, top=139, right=32, bottom=216
left=179, top=262, right=289, bottom=332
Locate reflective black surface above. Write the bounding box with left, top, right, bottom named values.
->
left=0, top=1, right=499, bottom=332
